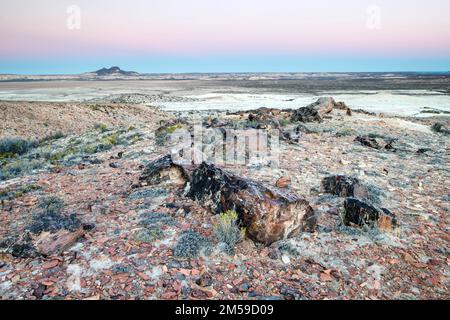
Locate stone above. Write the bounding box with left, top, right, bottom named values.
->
left=291, top=97, right=350, bottom=123
left=139, top=154, right=189, bottom=189
left=188, top=162, right=316, bottom=245
left=322, top=175, right=369, bottom=199
left=343, top=198, right=398, bottom=232
left=34, top=227, right=87, bottom=256
left=276, top=176, right=291, bottom=189
left=354, top=136, right=381, bottom=149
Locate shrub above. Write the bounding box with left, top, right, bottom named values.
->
left=431, top=123, right=450, bottom=135
left=155, top=124, right=183, bottom=146
left=0, top=138, right=38, bottom=158
left=29, top=196, right=81, bottom=233
left=0, top=183, right=41, bottom=201
left=279, top=119, right=290, bottom=127
left=173, top=231, right=211, bottom=259
left=139, top=212, right=176, bottom=227
left=0, top=159, right=43, bottom=181
left=214, top=210, right=245, bottom=255
left=40, top=131, right=64, bottom=144
left=94, top=123, right=109, bottom=132
left=133, top=227, right=164, bottom=243
left=38, top=196, right=65, bottom=215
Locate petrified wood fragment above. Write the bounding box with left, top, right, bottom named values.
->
left=139, top=155, right=189, bottom=189
left=343, top=198, right=398, bottom=232
left=322, top=175, right=369, bottom=199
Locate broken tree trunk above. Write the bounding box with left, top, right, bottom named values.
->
left=139, top=154, right=189, bottom=189
left=188, top=162, right=316, bottom=245
left=291, top=97, right=351, bottom=123
left=343, top=198, right=398, bottom=232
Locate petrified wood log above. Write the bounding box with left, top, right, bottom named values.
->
left=322, top=175, right=369, bottom=199
left=291, top=97, right=351, bottom=123
left=139, top=155, right=189, bottom=188
left=34, top=227, right=87, bottom=256
left=343, top=198, right=398, bottom=232
left=188, top=162, right=316, bottom=245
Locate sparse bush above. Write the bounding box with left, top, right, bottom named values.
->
left=40, top=131, right=65, bottom=144
left=279, top=119, right=290, bottom=127
left=29, top=196, right=81, bottom=233
left=431, top=122, right=450, bottom=135
left=94, top=123, right=109, bottom=132
left=38, top=196, right=65, bottom=215
left=89, top=104, right=102, bottom=112
left=0, top=159, right=43, bottom=181
left=0, top=183, right=41, bottom=201
left=335, top=128, right=355, bottom=137
left=214, top=210, right=245, bottom=255
left=139, top=212, right=176, bottom=227
left=155, top=124, right=183, bottom=146
left=133, top=227, right=164, bottom=243
left=0, top=138, right=38, bottom=158
left=173, top=231, right=211, bottom=259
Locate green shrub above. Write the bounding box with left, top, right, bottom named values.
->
left=133, top=227, right=164, bottom=243
left=0, top=183, right=41, bottom=201
left=0, top=138, right=38, bottom=158
left=173, top=231, right=211, bottom=259
left=279, top=119, right=290, bottom=127
left=40, top=131, right=64, bottom=144
left=214, top=210, right=245, bottom=255
left=94, top=123, right=109, bottom=133
left=155, top=124, right=183, bottom=146
left=431, top=123, right=450, bottom=135
left=38, top=196, right=65, bottom=215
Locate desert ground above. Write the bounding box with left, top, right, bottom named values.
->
left=0, top=76, right=449, bottom=300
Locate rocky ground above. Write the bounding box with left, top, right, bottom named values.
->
left=0, top=98, right=448, bottom=300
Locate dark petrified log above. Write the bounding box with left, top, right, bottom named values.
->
left=343, top=198, right=398, bottom=232
left=188, top=162, right=316, bottom=245
left=322, top=175, right=369, bottom=199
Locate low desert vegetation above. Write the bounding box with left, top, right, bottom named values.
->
left=173, top=231, right=211, bottom=259
left=214, top=210, right=245, bottom=255
left=0, top=138, right=38, bottom=159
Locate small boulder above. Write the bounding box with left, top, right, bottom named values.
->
left=322, top=175, right=369, bottom=199
left=276, top=176, right=291, bottom=189
left=343, top=198, right=398, bottom=232
left=139, top=155, right=189, bottom=189
left=354, top=136, right=381, bottom=149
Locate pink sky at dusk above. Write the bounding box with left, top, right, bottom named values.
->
left=0, top=0, right=449, bottom=72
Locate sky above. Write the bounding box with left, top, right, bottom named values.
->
left=0, top=0, right=449, bottom=74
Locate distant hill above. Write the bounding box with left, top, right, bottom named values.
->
left=93, top=66, right=139, bottom=76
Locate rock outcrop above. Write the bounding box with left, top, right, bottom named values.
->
left=188, top=162, right=316, bottom=245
